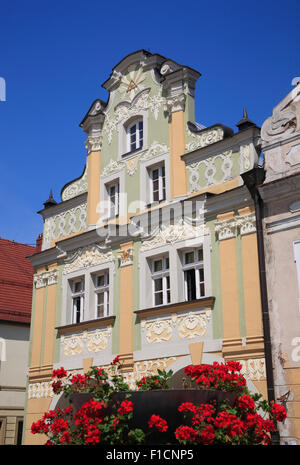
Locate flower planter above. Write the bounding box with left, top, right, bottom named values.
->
left=70, top=389, right=237, bottom=445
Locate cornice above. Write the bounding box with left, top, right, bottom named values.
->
left=258, top=171, right=300, bottom=203
left=182, top=126, right=261, bottom=164
left=38, top=192, right=87, bottom=218
left=56, top=316, right=116, bottom=335
left=135, top=296, right=215, bottom=319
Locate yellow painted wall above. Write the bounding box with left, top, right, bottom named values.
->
left=87, top=150, right=101, bottom=226
left=30, top=287, right=45, bottom=369
left=43, top=284, right=57, bottom=368
left=219, top=236, right=241, bottom=340
left=240, top=233, right=263, bottom=337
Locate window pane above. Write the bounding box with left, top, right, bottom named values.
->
left=74, top=281, right=82, bottom=293
left=97, top=275, right=105, bottom=287
left=152, top=169, right=159, bottom=180
left=167, top=290, right=171, bottom=303
left=165, top=257, right=169, bottom=269
left=200, top=282, right=205, bottom=297
left=97, top=293, right=104, bottom=305
left=155, top=292, right=163, bottom=306
left=185, top=269, right=196, bottom=301
left=154, top=260, right=163, bottom=272
left=154, top=278, right=163, bottom=291
left=199, top=267, right=204, bottom=282
left=185, top=251, right=194, bottom=265
left=97, top=305, right=104, bottom=318
left=16, top=421, right=23, bottom=445
left=198, top=248, right=203, bottom=261
left=73, top=297, right=81, bottom=323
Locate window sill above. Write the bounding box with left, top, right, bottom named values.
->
left=134, top=296, right=215, bottom=320
left=121, top=146, right=145, bottom=159
left=56, top=315, right=116, bottom=335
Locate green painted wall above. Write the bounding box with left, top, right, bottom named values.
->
left=208, top=219, right=223, bottom=339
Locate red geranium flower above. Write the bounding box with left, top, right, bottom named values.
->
left=112, top=355, right=120, bottom=365
left=148, top=414, right=168, bottom=432
left=117, top=400, right=134, bottom=415
left=271, top=402, right=287, bottom=422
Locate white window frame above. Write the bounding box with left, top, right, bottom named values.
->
left=71, top=277, right=85, bottom=324
left=140, top=153, right=170, bottom=207
left=107, top=180, right=119, bottom=218
left=182, top=248, right=205, bottom=301
left=94, top=270, right=110, bottom=319
left=151, top=255, right=170, bottom=307
left=127, top=118, right=143, bottom=153
left=149, top=164, right=166, bottom=203
left=293, top=240, right=300, bottom=312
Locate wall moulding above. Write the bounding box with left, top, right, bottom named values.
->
left=34, top=270, right=58, bottom=289
left=62, top=243, right=114, bottom=275
left=215, top=212, right=256, bottom=241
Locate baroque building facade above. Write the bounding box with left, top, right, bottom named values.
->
left=255, top=81, right=300, bottom=444
left=24, top=50, right=268, bottom=444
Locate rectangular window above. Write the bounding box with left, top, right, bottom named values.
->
left=149, top=164, right=166, bottom=203
left=129, top=120, right=143, bottom=152
left=16, top=419, right=23, bottom=445
left=94, top=271, right=109, bottom=318
left=108, top=182, right=119, bottom=218
left=71, top=278, right=85, bottom=324
left=151, top=256, right=170, bottom=306
left=183, top=248, right=205, bottom=301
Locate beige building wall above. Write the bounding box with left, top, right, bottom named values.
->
left=259, top=80, right=300, bottom=444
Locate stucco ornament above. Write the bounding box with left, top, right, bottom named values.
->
left=185, top=126, right=224, bottom=152
left=103, top=88, right=165, bottom=144
left=61, top=166, right=88, bottom=202
left=63, top=244, right=114, bottom=274
left=261, top=83, right=300, bottom=144
left=140, top=218, right=207, bottom=251
left=118, top=65, right=146, bottom=101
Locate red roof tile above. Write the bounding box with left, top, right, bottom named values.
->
left=0, top=238, right=36, bottom=324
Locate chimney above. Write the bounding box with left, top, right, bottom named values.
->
left=36, top=233, right=43, bottom=252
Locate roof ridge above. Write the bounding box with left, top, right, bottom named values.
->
left=0, top=238, right=36, bottom=248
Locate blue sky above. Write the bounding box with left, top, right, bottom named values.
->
left=0, top=0, right=299, bottom=245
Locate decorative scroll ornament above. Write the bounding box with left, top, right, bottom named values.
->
left=28, top=382, right=54, bottom=399
left=177, top=311, right=211, bottom=339
left=61, top=166, right=88, bottom=202
left=240, top=144, right=252, bottom=172
left=86, top=328, right=111, bottom=352
left=164, top=93, right=186, bottom=115
left=85, top=133, right=102, bottom=153
left=141, top=219, right=207, bottom=251
left=63, top=244, right=114, bottom=274
left=215, top=217, right=237, bottom=241
left=140, top=141, right=169, bottom=161
left=118, top=247, right=133, bottom=267
left=63, top=334, right=84, bottom=356
left=42, top=202, right=87, bottom=250
left=185, top=126, right=224, bottom=152
left=144, top=319, right=173, bottom=344
left=102, top=158, right=124, bottom=177
left=238, top=358, right=266, bottom=381
left=261, top=83, right=300, bottom=144
left=103, top=88, right=165, bottom=144
left=236, top=213, right=256, bottom=235
left=34, top=270, right=58, bottom=289
left=125, top=156, right=139, bottom=176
